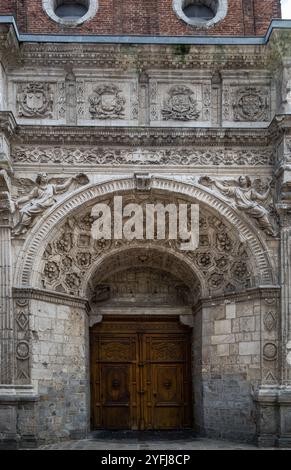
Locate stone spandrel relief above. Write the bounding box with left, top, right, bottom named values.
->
left=199, top=176, right=277, bottom=237
left=88, top=84, right=126, bottom=120
left=162, top=85, right=200, bottom=121
left=11, top=172, right=89, bottom=236
left=16, top=82, right=54, bottom=119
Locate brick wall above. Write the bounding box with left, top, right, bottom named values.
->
left=0, top=0, right=282, bottom=36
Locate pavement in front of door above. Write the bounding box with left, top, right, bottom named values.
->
left=32, top=431, right=272, bottom=450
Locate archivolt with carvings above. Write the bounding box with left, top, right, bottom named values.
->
left=40, top=197, right=253, bottom=298
left=13, top=178, right=275, bottom=289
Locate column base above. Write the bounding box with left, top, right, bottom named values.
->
left=254, top=385, right=291, bottom=448
left=0, top=385, right=39, bottom=449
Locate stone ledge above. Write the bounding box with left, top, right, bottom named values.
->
left=0, top=385, right=39, bottom=403
left=13, top=287, right=90, bottom=312
left=253, top=386, right=291, bottom=404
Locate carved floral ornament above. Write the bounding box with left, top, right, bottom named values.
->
left=17, top=82, right=54, bottom=119
left=12, top=146, right=274, bottom=167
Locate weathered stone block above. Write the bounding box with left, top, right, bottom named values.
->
left=214, top=319, right=232, bottom=335
left=239, top=341, right=260, bottom=356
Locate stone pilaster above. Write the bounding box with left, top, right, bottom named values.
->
left=138, top=71, right=150, bottom=126
left=0, top=170, right=14, bottom=384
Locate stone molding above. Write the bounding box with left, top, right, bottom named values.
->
left=10, top=123, right=279, bottom=147
left=13, top=176, right=275, bottom=289
left=199, top=286, right=280, bottom=308
left=0, top=385, right=38, bottom=402
left=13, top=287, right=90, bottom=312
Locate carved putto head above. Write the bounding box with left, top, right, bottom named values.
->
left=238, top=176, right=251, bottom=189
left=36, top=172, right=49, bottom=185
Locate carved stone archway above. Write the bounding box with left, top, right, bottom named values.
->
left=14, top=176, right=276, bottom=290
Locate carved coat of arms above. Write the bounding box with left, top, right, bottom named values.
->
left=17, top=83, right=53, bottom=118
left=162, top=86, right=200, bottom=121
left=89, top=84, right=126, bottom=119
left=233, top=87, right=270, bottom=121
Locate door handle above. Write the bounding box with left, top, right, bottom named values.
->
left=153, top=392, right=157, bottom=397
left=138, top=390, right=145, bottom=395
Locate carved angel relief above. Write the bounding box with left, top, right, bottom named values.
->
left=199, top=176, right=277, bottom=237
left=17, top=83, right=54, bottom=119
left=88, top=85, right=126, bottom=120
left=11, top=173, right=89, bottom=236
left=162, top=86, right=200, bottom=121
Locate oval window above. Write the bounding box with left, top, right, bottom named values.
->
left=173, top=0, right=228, bottom=28
left=55, top=2, right=89, bottom=19
left=43, top=0, right=98, bottom=25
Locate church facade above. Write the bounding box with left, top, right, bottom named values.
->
left=1, top=0, right=291, bottom=448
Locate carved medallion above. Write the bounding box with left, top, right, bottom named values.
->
left=17, top=82, right=53, bottom=118
left=263, top=343, right=277, bottom=361
left=44, top=261, right=60, bottom=281
left=162, top=86, right=200, bottom=121
left=16, top=341, right=30, bottom=360
left=233, top=87, right=269, bottom=121
left=89, top=84, right=126, bottom=119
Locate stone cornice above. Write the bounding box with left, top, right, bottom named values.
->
left=1, top=17, right=291, bottom=70
left=11, top=124, right=279, bottom=147
left=0, top=112, right=285, bottom=149
left=13, top=287, right=91, bottom=313
left=199, top=285, right=280, bottom=308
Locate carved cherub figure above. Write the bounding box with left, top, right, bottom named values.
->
left=199, top=175, right=276, bottom=236
left=12, top=172, right=89, bottom=236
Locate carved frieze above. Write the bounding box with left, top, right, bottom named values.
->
left=12, top=146, right=274, bottom=167
left=16, top=82, right=54, bottom=119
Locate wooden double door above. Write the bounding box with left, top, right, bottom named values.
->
left=90, top=317, right=192, bottom=430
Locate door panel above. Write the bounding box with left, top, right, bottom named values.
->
left=90, top=317, right=192, bottom=430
